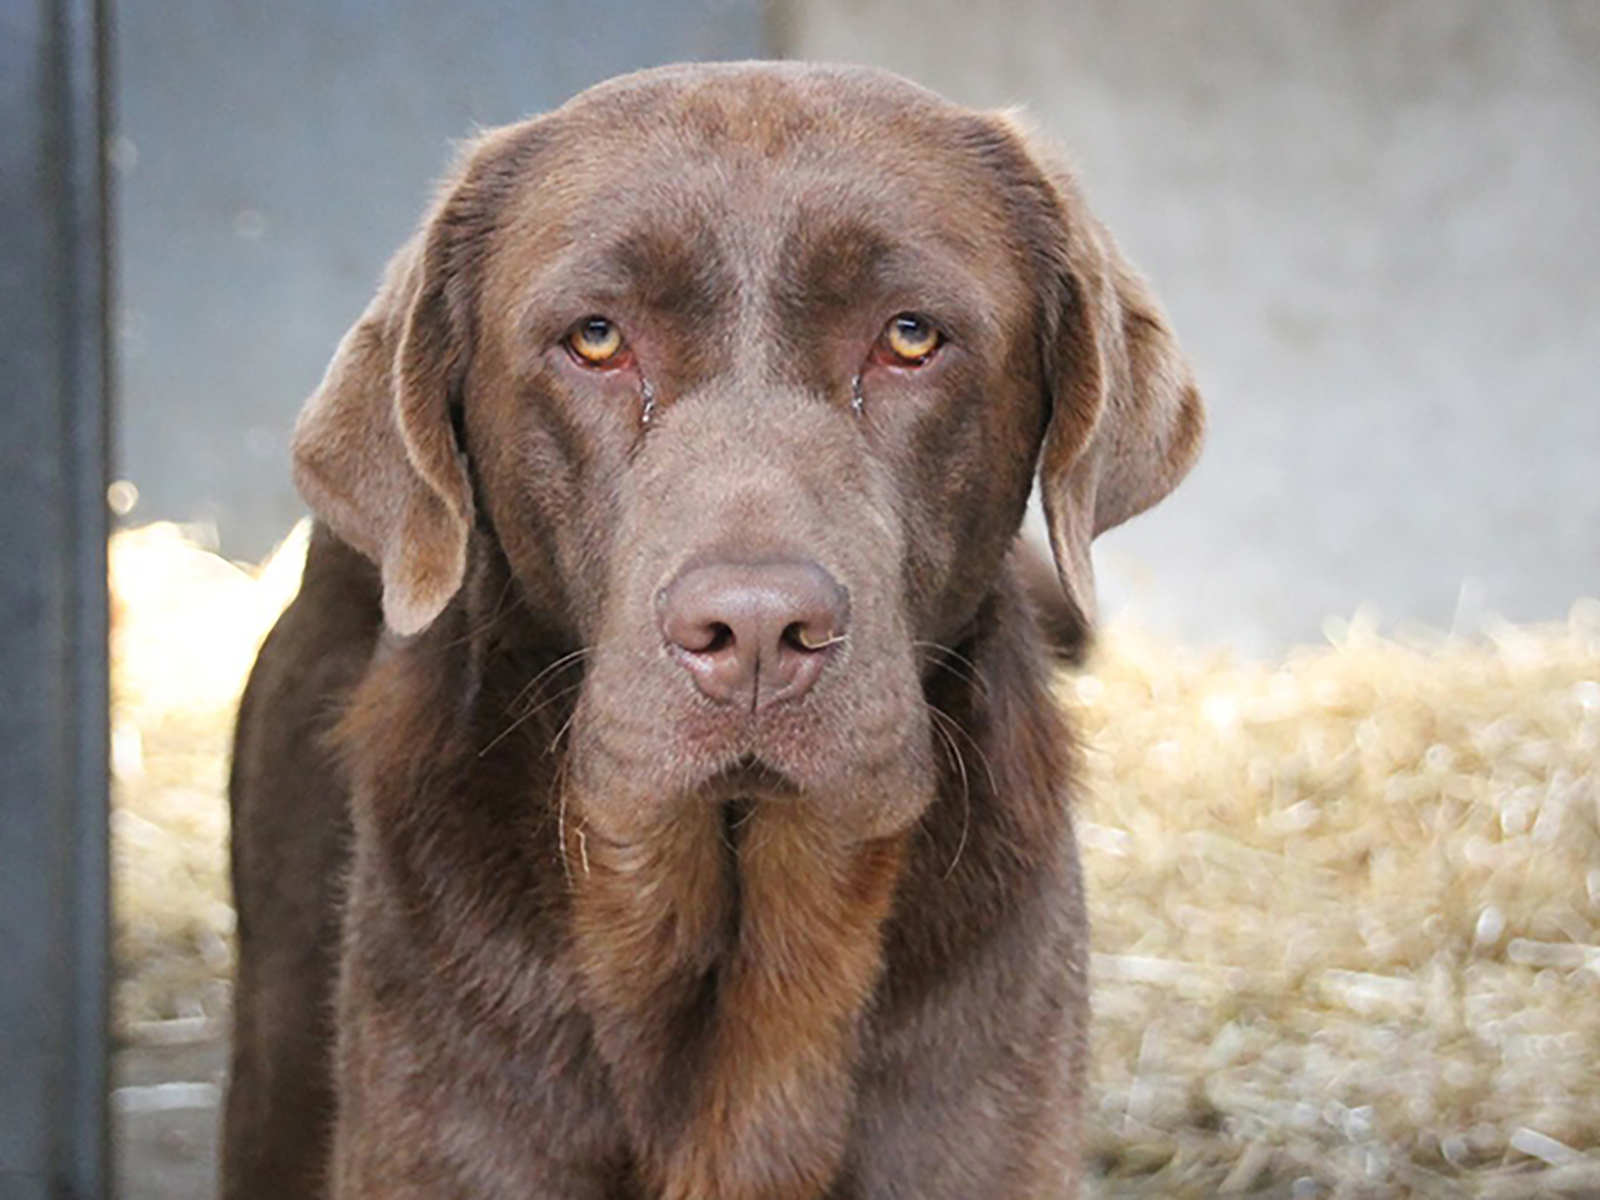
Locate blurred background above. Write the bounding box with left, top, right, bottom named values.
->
left=71, top=0, right=1600, bottom=1195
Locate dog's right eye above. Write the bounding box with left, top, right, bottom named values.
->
left=567, top=317, right=626, bottom=367
left=877, top=313, right=944, bottom=366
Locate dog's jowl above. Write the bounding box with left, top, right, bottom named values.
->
left=224, top=62, right=1203, bottom=1200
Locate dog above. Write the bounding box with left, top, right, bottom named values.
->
left=223, top=61, right=1202, bottom=1199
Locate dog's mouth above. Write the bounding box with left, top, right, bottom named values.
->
left=703, top=754, right=803, bottom=806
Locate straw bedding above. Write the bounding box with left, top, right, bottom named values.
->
left=111, top=523, right=1600, bottom=1196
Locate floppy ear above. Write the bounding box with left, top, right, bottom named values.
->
left=1000, top=115, right=1205, bottom=645
left=290, top=168, right=477, bottom=636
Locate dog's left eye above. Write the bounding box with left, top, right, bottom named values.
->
left=879, top=313, right=943, bottom=366
left=567, top=316, right=626, bottom=367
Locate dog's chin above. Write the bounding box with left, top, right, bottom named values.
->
left=569, top=692, right=938, bottom=842
left=701, top=755, right=803, bottom=804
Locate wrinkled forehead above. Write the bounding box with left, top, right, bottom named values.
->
left=481, top=68, right=1036, bottom=326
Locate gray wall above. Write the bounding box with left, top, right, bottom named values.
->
left=787, top=0, right=1600, bottom=650
left=115, top=0, right=768, bottom=558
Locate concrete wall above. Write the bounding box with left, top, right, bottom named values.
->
left=784, top=0, right=1600, bottom=650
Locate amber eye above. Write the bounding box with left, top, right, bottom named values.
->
left=882, top=313, right=943, bottom=364
left=568, top=316, right=625, bottom=366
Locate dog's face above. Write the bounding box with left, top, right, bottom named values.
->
left=293, top=63, right=1202, bottom=840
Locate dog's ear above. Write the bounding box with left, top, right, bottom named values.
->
left=997, top=114, right=1205, bottom=647
left=289, top=153, right=493, bottom=636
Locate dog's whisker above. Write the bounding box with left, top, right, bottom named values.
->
left=913, top=640, right=990, bottom=699
left=557, top=776, right=574, bottom=889
left=445, top=573, right=523, bottom=650
left=505, top=647, right=591, bottom=717
left=924, top=700, right=999, bottom=801
left=547, top=709, right=580, bottom=758
left=478, top=648, right=590, bottom=758
left=479, top=680, right=586, bottom=758
left=924, top=702, right=974, bottom=880
left=518, top=681, right=587, bottom=725
left=546, top=736, right=583, bottom=889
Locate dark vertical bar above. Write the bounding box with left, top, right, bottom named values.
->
left=0, top=0, right=112, bottom=1196
left=64, top=0, right=114, bottom=1195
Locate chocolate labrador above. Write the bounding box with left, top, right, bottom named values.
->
left=223, top=62, right=1202, bottom=1199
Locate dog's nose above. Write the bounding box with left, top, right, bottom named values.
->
left=658, top=560, right=849, bottom=708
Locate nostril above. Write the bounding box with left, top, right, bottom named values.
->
left=782, top=621, right=843, bottom=653
left=659, top=595, right=737, bottom=656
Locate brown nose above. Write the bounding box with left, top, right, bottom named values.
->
left=658, top=559, right=849, bottom=709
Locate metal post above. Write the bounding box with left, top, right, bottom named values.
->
left=0, top=0, right=113, bottom=1196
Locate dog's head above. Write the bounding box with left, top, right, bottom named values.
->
left=293, top=63, right=1201, bottom=838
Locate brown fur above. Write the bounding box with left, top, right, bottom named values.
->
left=224, top=62, right=1202, bottom=1199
